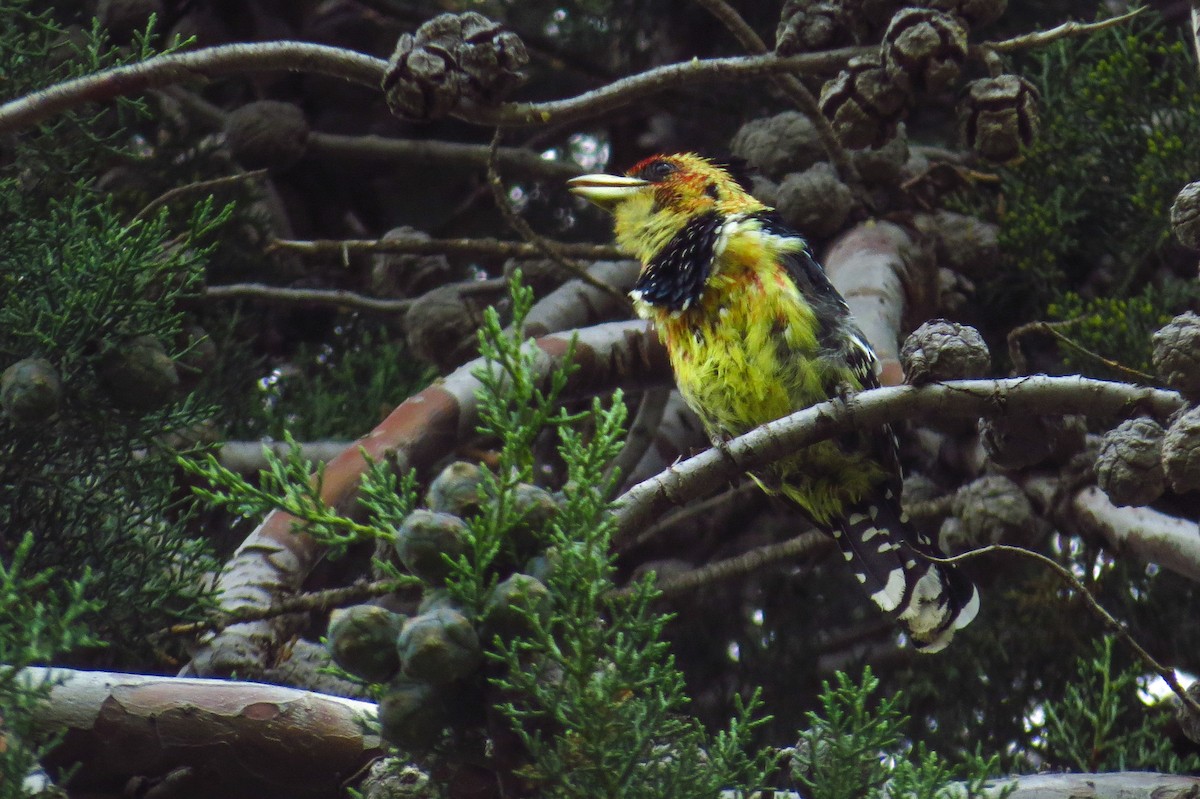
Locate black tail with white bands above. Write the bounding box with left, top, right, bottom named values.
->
left=832, top=490, right=979, bottom=653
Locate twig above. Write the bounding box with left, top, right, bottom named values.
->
left=614, top=376, right=1185, bottom=543
left=1007, top=319, right=1154, bottom=382
left=201, top=280, right=506, bottom=314
left=269, top=236, right=625, bottom=261
left=984, top=7, right=1146, bottom=54
left=624, top=482, right=760, bottom=551
left=132, top=170, right=268, bottom=224
left=157, top=578, right=416, bottom=639
left=306, top=131, right=583, bottom=180
left=486, top=129, right=630, bottom=307
left=930, top=543, right=1200, bottom=720
left=611, top=531, right=831, bottom=599
left=690, top=0, right=864, bottom=196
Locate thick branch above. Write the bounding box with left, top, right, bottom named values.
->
left=23, top=667, right=379, bottom=799
left=824, top=222, right=911, bottom=386
left=614, top=376, right=1183, bottom=544
left=1071, top=485, right=1200, bottom=583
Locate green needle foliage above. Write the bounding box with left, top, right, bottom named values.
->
left=791, top=669, right=1007, bottom=799
left=1035, top=637, right=1200, bottom=773
left=0, top=5, right=226, bottom=661
left=0, top=533, right=100, bottom=799
left=978, top=18, right=1200, bottom=322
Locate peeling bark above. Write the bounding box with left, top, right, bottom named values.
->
left=24, top=667, right=379, bottom=799
left=824, top=221, right=913, bottom=387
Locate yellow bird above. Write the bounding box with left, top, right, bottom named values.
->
left=569, top=153, right=978, bottom=651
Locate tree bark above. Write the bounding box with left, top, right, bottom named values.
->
left=23, top=667, right=379, bottom=799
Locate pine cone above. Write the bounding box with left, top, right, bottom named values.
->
left=394, top=510, right=470, bottom=584
left=404, top=285, right=481, bottom=372
left=819, top=54, right=911, bottom=150
left=979, top=414, right=1085, bottom=471
left=1096, top=417, right=1166, bottom=507
left=900, top=319, right=990, bottom=384
left=775, top=163, right=854, bottom=238
left=383, top=12, right=528, bottom=121
left=1152, top=312, right=1200, bottom=401
left=327, top=605, right=405, bottom=684
left=1, top=358, right=62, bottom=424
left=941, top=475, right=1036, bottom=551
left=882, top=8, right=967, bottom=94
left=371, top=227, right=453, bottom=298
left=1170, top=180, right=1200, bottom=250
left=398, top=607, right=482, bottom=684
left=1162, top=407, right=1200, bottom=493
left=912, top=210, right=1000, bottom=280
left=378, top=678, right=449, bottom=750
left=224, top=101, right=309, bottom=172
left=729, top=111, right=826, bottom=181
left=776, top=0, right=865, bottom=55
left=959, top=74, right=1039, bottom=162
left=426, top=460, right=487, bottom=517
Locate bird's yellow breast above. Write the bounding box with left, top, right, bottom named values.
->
left=635, top=226, right=882, bottom=524
left=638, top=230, right=827, bottom=437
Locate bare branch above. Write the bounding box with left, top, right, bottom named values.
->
left=614, top=376, right=1184, bottom=543
left=201, top=279, right=507, bottom=315
left=0, top=42, right=385, bottom=135
left=217, top=440, right=353, bottom=472
left=613, top=530, right=831, bottom=599
left=824, top=222, right=911, bottom=386
left=984, top=7, right=1147, bottom=54
left=269, top=236, right=625, bottom=261
left=132, top=170, right=267, bottom=224
left=157, top=578, right=415, bottom=638
left=0, top=40, right=869, bottom=135
left=307, top=131, right=582, bottom=181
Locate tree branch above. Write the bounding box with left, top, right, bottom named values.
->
left=1071, top=485, right=1200, bottom=583
left=268, top=236, right=625, bottom=261
left=23, top=667, right=380, bottom=799
left=0, top=40, right=869, bottom=135
left=823, top=222, right=912, bottom=386
left=307, top=131, right=582, bottom=181
left=0, top=42, right=385, bottom=135
left=614, top=376, right=1184, bottom=544
left=613, top=530, right=831, bottom=599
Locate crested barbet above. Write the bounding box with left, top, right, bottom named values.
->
left=568, top=153, right=978, bottom=651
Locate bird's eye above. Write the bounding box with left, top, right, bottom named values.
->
left=634, top=159, right=678, bottom=182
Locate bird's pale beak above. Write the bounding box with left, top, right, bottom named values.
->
left=567, top=174, right=650, bottom=210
